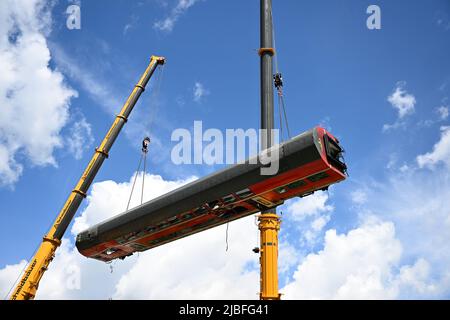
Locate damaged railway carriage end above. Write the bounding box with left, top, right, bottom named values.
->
left=76, top=127, right=347, bottom=262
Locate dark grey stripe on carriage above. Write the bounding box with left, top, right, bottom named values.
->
left=76, top=128, right=321, bottom=252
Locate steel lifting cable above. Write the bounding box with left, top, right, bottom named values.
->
left=277, top=92, right=284, bottom=140
left=141, top=152, right=147, bottom=205
left=126, top=152, right=144, bottom=211
left=131, top=67, right=164, bottom=208
left=146, top=64, right=165, bottom=138
left=271, top=8, right=292, bottom=141
left=126, top=67, right=164, bottom=206
left=125, top=136, right=150, bottom=211
left=125, top=66, right=162, bottom=211
left=141, top=137, right=150, bottom=205
left=278, top=90, right=292, bottom=139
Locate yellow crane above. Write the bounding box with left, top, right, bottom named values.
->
left=9, top=55, right=165, bottom=300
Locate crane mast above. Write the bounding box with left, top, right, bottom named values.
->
left=10, top=55, right=165, bottom=300
left=258, top=0, right=281, bottom=300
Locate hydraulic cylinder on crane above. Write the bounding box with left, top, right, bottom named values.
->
left=9, top=55, right=165, bottom=300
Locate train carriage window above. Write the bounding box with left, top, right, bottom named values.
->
left=207, top=200, right=221, bottom=210
left=127, top=234, right=138, bottom=241
left=223, top=195, right=236, bottom=204
left=182, top=213, right=193, bottom=220
left=116, top=236, right=128, bottom=244
left=130, top=243, right=147, bottom=251
left=180, top=227, right=194, bottom=234
left=288, top=179, right=306, bottom=189
left=276, top=187, right=287, bottom=194
left=236, top=188, right=254, bottom=199
left=307, top=171, right=329, bottom=182
left=159, top=222, right=171, bottom=229
left=194, top=206, right=208, bottom=215
left=276, top=179, right=307, bottom=194
left=136, top=230, right=146, bottom=237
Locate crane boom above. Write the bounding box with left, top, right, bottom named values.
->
left=10, top=55, right=165, bottom=300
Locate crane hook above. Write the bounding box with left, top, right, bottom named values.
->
left=142, top=137, right=150, bottom=153
left=273, top=73, right=283, bottom=91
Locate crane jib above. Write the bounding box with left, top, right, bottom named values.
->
left=9, top=55, right=165, bottom=300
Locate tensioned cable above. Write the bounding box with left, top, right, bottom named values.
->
left=141, top=151, right=147, bottom=205
left=279, top=93, right=291, bottom=139
left=126, top=152, right=144, bottom=211
left=278, top=93, right=284, bottom=141
left=146, top=65, right=165, bottom=137
left=271, top=7, right=292, bottom=141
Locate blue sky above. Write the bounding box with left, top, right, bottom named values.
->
left=1, top=0, right=450, bottom=299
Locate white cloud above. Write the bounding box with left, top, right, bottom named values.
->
left=123, top=14, right=139, bottom=36
left=50, top=44, right=120, bottom=115
left=50, top=43, right=172, bottom=154
left=397, top=259, right=438, bottom=297
left=311, top=215, right=330, bottom=232
left=0, top=260, right=27, bottom=298
left=0, top=0, right=77, bottom=186
left=383, top=82, right=416, bottom=132
left=281, top=218, right=441, bottom=299
left=278, top=241, right=300, bottom=275
left=346, top=145, right=450, bottom=298
left=387, top=83, right=416, bottom=119
left=437, top=106, right=449, bottom=121
left=417, top=126, right=450, bottom=168
left=282, top=219, right=401, bottom=299
left=66, top=113, right=94, bottom=160
left=112, top=218, right=259, bottom=299
left=193, top=82, right=209, bottom=103
left=286, top=191, right=333, bottom=220
left=350, top=189, right=368, bottom=205
left=154, top=0, right=204, bottom=32
left=382, top=121, right=406, bottom=132
left=284, top=191, right=333, bottom=246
